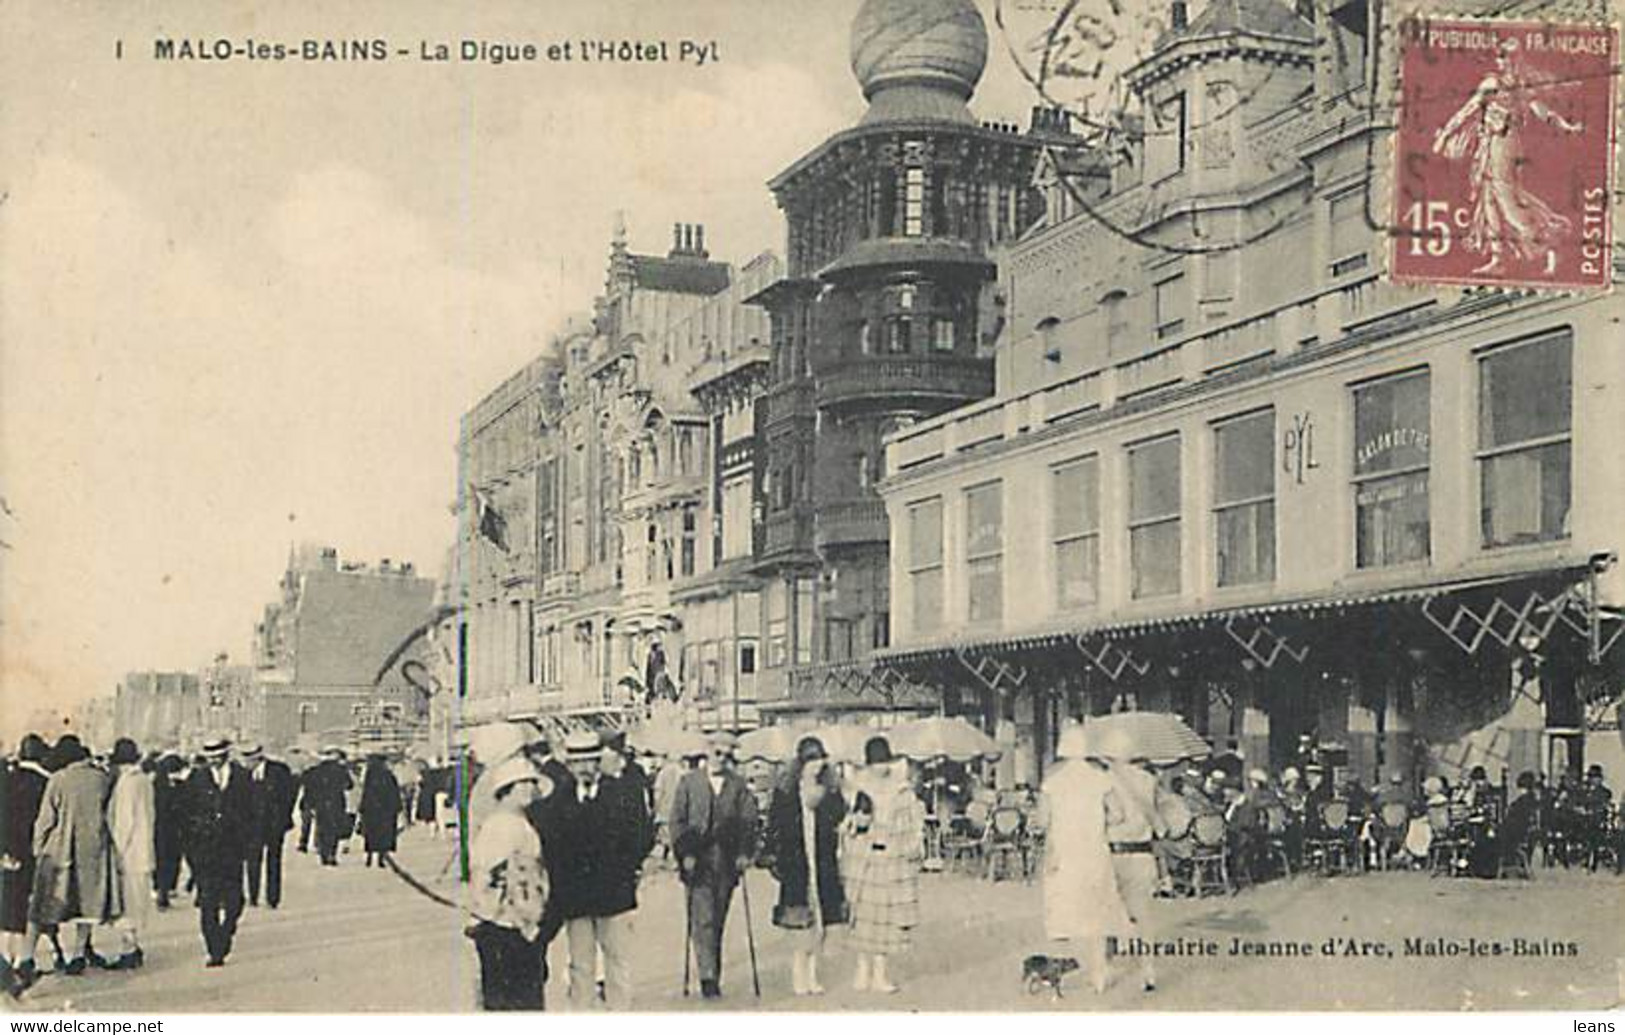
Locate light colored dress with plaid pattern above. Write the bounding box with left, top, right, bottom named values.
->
left=845, top=770, right=925, bottom=954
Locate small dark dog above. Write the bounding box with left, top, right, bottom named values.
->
left=1022, top=954, right=1080, bottom=998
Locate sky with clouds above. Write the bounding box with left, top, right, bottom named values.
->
left=0, top=0, right=1063, bottom=735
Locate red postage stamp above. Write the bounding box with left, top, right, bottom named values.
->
left=1390, top=16, right=1619, bottom=291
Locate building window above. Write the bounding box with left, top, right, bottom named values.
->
left=858, top=319, right=872, bottom=355
left=907, top=498, right=943, bottom=634
left=795, top=577, right=815, bottom=665
left=738, top=638, right=758, bottom=676
left=904, top=167, right=925, bottom=236
left=1214, top=410, right=1276, bottom=587
left=824, top=617, right=856, bottom=663
left=644, top=523, right=658, bottom=583
left=1155, top=271, right=1187, bottom=340
left=965, top=481, right=1003, bottom=622
left=1329, top=187, right=1371, bottom=276
left=1052, top=456, right=1100, bottom=609
left=1353, top=370, right=1431, bottom=568
left=680, top=506, right=698, bottom=577
left=1478, top=331, right=1572, bottom=548
left=1129, top=435, right=1181, bottom=598
left=932, top=317, right=956, bottom=352
left=1103, top=290, right=1131, bottom=353
left=1202, top=251, right=1235, bottom=303
left=887, top=317, right=912, bottom=354
left=766, top=580, right=788, bottom=668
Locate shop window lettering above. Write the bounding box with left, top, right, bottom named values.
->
left=1357, top=427, right=1431, bottom=470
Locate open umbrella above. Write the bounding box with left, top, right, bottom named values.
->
left=1079, top=712, right=1210, bottom=765
left=736, top=725, right=808, bottom=763
left=628, top=721, right=707, bottom=760
left=806, top=724, right=874, bottom=764
left=888, top=716, right=1002, bottom=762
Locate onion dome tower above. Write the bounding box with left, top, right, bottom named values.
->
left=745, top=0, right=1049, bottom=678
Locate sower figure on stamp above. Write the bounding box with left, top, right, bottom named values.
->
left=183, top=737, right=254, bottom=967
left=240, top=743, right=295, bottom=908
left=668, top=731, right=759, bottom=1000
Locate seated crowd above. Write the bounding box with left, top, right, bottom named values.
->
left=1144, top=759, right=1618, bottom=894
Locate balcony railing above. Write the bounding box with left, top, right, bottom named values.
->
left=540, top=570, right=580, bottom=602
left=817, top=355, right=993, bottom=410
left=762, top=381, right=815, bottom=426
left=760, top=506, right=816, bottom=560
left=814, top=497, right=888, bottom=550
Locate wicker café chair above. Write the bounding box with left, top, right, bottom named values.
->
left=983, top=806, right=1025, bottom=882
left=1376, top=802, right=1412, bottom=870
left=1426, top=804, right=1469, bottom=876
left=1306, top=801, right=1354, bottom=874
left=943, top=801, right=989, bottom=874
left=1188, top=813, right=1234, bottom=897
left=1257, top=803, right=1294, bottom=880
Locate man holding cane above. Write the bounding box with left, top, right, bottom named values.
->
left=668, top=731, right=758, bottom=1000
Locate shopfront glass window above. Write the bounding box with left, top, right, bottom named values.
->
left=1214, top=410, right=1276, bottom=587
left=966, top=481, right=1003, bottom=622
left=1129, top=435, right=1181, bottom=598
left=1052, top=456, right=1100, bottom=609
left=1353, top=370, right=1431, bottom=568
left=908, top=498, right=943, bottom=634
left=1478, top=332, right=1572, bottom=548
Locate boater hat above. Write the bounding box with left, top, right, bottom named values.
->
left=239, top=742, right=264, bottom=762
left=201, top=737, right=231, bottom=761
left=562, top=730, right=602, bottom=760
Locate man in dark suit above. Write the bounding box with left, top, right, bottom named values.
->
left=239, top=743, right=295, bottom=909
left=531, top=731, right=646, bottom=1010
left=668, top=731, right=758, bottom=1000
left=299, top=748, right=352, bottom=866
left=601, top=732, right=654, bottom=861
left=183, top=737, right=255, bottom=967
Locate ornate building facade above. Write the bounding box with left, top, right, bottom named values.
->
left=878, top=0, right=1625, bottom=787
left=455, top=221, right=779, bottom=738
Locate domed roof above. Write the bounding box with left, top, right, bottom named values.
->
left=850, top=0, right=988, bottom=103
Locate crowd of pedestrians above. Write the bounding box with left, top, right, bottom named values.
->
left=460, top=721, right=940, bottom=1011
left=0, top=730, right=423, bottom=998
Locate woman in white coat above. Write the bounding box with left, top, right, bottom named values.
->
left=1038, top=724, right=1128, bottom=994
left=106, top=738, right=155, bottom=969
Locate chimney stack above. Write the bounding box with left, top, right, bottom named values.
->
left=1171, top=0, right=1188, bottom=29
left=672, top=222, right=683, bottom=253
left=694, top=225, right=706, bottom=258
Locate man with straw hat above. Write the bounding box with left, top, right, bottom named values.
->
left=182, top=736, right=254, bottom=967
left=538, top=730, right=642, bottom=1010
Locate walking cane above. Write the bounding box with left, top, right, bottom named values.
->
left=738, top=867, right=761, bottom=998
left=682, top=879, right=693, bottom=997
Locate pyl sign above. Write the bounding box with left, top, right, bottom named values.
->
left=1282, top=411, right=1320, bottom=485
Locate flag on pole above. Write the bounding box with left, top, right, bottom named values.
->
left=472, top=486, right=509, bottom=553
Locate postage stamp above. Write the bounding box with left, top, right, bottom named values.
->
left=1389, top=16, right=1620, bottom=291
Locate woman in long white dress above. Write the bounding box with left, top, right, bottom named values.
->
left=1039, top=726, right=1127, bottom=993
